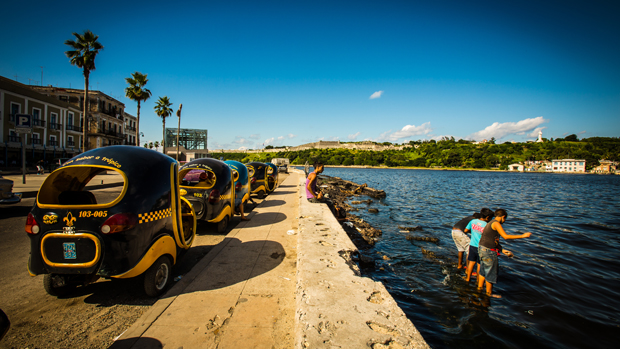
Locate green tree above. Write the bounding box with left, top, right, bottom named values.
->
left=154, top=141, right=159, bottom=151
left=64, top=30, right=104, bottom=152
left=154, top=96, right=173, bottom=149
left=125, top=72, right=152, bottom=146
left=565, top=134, right=579, bottom=142
left=148, top=142, right=154, bottom=150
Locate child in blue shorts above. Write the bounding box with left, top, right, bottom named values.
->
left=463, top=208, right=494, bottom=282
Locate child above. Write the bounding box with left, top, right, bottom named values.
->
left=477, top=209, right=532, bottom=298
left=452, top=210, right=484, bottom=269
left=463, top=208, right=494, bottom=282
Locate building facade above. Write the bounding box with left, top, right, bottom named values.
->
left=29, top=85, right=130, bottom=150
left=551, top=159, right=586, bottom=173
left=593, top=160, right=617, bottom=174
left=1, top=76, right=83, bottom=167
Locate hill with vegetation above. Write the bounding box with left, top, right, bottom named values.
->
left=217, top=135, right=619, bottom=171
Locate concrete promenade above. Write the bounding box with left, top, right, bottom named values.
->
left=10, top=169, right=429, bottom=348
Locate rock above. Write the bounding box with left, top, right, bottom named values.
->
left=398, top=225, right=423, bottom=231
left=406, top=235, right=439, bottom=243
left=368, top=208, right=379, bottom=213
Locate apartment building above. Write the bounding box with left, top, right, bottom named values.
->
left=551, top=159, right=586, bottom=173
left=29, top=85, right=129, bottom=150
left=1, top=76, right=83, bottom=166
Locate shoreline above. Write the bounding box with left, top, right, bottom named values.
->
left=294, top=165, right=607, bottom=174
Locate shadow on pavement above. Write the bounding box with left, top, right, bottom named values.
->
left=109, top=336, right=163, bottom=349
left=177, top=237, right=285, bottom=293
left=257, top=199, right=286, bottom=208
left=243, top=212, right=287, bottom=228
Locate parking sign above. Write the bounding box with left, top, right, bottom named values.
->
left=15, top=114, right=32, bottom=133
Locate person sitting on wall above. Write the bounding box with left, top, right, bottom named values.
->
left=306, top=162, right=325, bottom=203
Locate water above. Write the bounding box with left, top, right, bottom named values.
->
left=305, top=167, right=620, bottom=348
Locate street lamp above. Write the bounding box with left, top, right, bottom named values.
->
left=176, top=104, right=182, bottom=162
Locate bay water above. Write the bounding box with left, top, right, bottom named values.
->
left=309, top=167, right=620, bottom=348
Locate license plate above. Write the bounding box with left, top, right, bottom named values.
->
left=63, top=242, right=76, bottom=259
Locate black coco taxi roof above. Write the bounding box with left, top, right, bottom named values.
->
left=180, top=158, right=231, bottom=178
left=37, top=146, right=177, bottom=212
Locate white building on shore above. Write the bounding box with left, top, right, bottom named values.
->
left=552, top=159, right=586, bottom=173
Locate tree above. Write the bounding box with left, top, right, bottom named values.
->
left=148, top=142, right=154, bottom=150
left=565, top=134, right=579, bottom=142
left=64, top=30, right=103, bottom=152
left=154, top=96, right=173, bottom=150
left=143, top=143, right=148, bottom=148
left=125, top=72, right=152, bottom=146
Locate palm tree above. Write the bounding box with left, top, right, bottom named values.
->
left=154, top=141, right=160, bottom=152
left=154, top=96, right=173, bottom=151
left=148, top=142, right=154, bottom=150
left=64, top=30, right=103, bottom=152
left=125, top=72, right=152, bottom=146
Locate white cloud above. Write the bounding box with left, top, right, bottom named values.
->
left=369, top=91, right=384, bottom=100
left=348, top=132, right=361, bottom=140
left=468, top=116, right=547, bottom=141
left=578, top=130, right=587, bottom=135
left=377, top=122, right=433, bottom=142
left=248, top=134, right=260, bottom=140
left=287, top=133, right=296, bottom=139
left=264, top=137, right=275, bottom=145
left=277, top=136, right=285, bottom=140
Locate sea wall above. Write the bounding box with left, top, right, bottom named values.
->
left=294, top=170, right=429, bottom=349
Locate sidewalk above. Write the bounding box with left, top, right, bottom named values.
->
left=112, top=169, right=429, bottom=349
left=5, top=171, right=125, bottom=198
left=112, top=172, right=301, bottom=349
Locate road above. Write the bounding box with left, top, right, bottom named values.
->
left=0, top=172, right=288, bottom=349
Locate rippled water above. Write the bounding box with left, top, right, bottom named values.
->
left=312, top=167, right=620, bottom=348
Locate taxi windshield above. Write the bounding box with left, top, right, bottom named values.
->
left=38, top=166, right=126, bottom=207
left=181, top=169, right=216, bottom=189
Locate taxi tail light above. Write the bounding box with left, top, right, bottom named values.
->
left=208, top=189, right=221, bottom=204
left=101, top=213, right=138, bottom=234
left=25, top=213, right=40, bottom=235
left=251, top=177, right=256, bottom=184
left=235, top=182, right=242, bottom=191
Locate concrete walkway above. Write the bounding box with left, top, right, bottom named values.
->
left=113, top=172, right=301, bottom=349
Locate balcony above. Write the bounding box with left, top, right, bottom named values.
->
left=32, top=119, right=46, bottom=128
left=49, top=140, right=58, bottom=147
left=126, top=125, right=137, bottom=132
left=105, top=129, right=125, bottom=138
left=31, top=138, right=42, bottom=145
left=66, top=124, right=83, bottom=132
left=9, top=114, right=17, bottom=122
left=50, top=123, right=63, bottom=131
left=8, top=135, right=20, bottom=142
left=67, top=140, right=75, bottom=147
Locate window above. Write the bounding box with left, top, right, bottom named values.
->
left=33, top=108, right=41, bottom=121
left=10, top=103, right=20, bottom=121
left=32, top=133, right=41, bottom=145
left=67, top=136, right=75, bottom=147
left=67, top=113, right=74, bottom=127
left=50, top=135, right=57, bottom=146
left=50, top=113, right=57, bottom=129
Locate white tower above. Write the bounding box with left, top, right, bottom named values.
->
left=537, top=130, right=543, bottom=142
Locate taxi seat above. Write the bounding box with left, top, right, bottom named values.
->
left=58, top=191, right=97, bottom=205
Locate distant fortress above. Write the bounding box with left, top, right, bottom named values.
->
left=211, top=140, right=412, bottom=154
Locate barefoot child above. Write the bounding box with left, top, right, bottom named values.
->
left=477, top=209, right=532, bottom=298
left=452, top=210, right=484, bottom=269
left=463, top=208, right=494, bottom=282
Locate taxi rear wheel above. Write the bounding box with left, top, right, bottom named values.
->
left=43, top=274, right=76, bottom=297
left=217, top=215, right=229, bottom=234
left=257, top=190, right=266, bottom=199
left=144, top=256, right=172, bottom=297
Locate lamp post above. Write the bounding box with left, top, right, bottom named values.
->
left=176, top=104, right=182, bottom=162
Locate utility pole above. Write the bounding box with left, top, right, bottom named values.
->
left=176, top=104, right=182, bottom=162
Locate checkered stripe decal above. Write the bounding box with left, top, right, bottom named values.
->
left=138, top=208, right=172, bottom=224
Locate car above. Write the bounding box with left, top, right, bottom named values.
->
left=26, top=146, right=197, bottom=297
left=0, top=172, right=22, bottom=205
left=179, top=158, right=233, bottom=233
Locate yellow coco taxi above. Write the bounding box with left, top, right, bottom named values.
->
left=26, top=146, right=196, bottom=297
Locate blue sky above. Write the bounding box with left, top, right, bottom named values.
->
left=1, top=0, right=618, bottom=149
